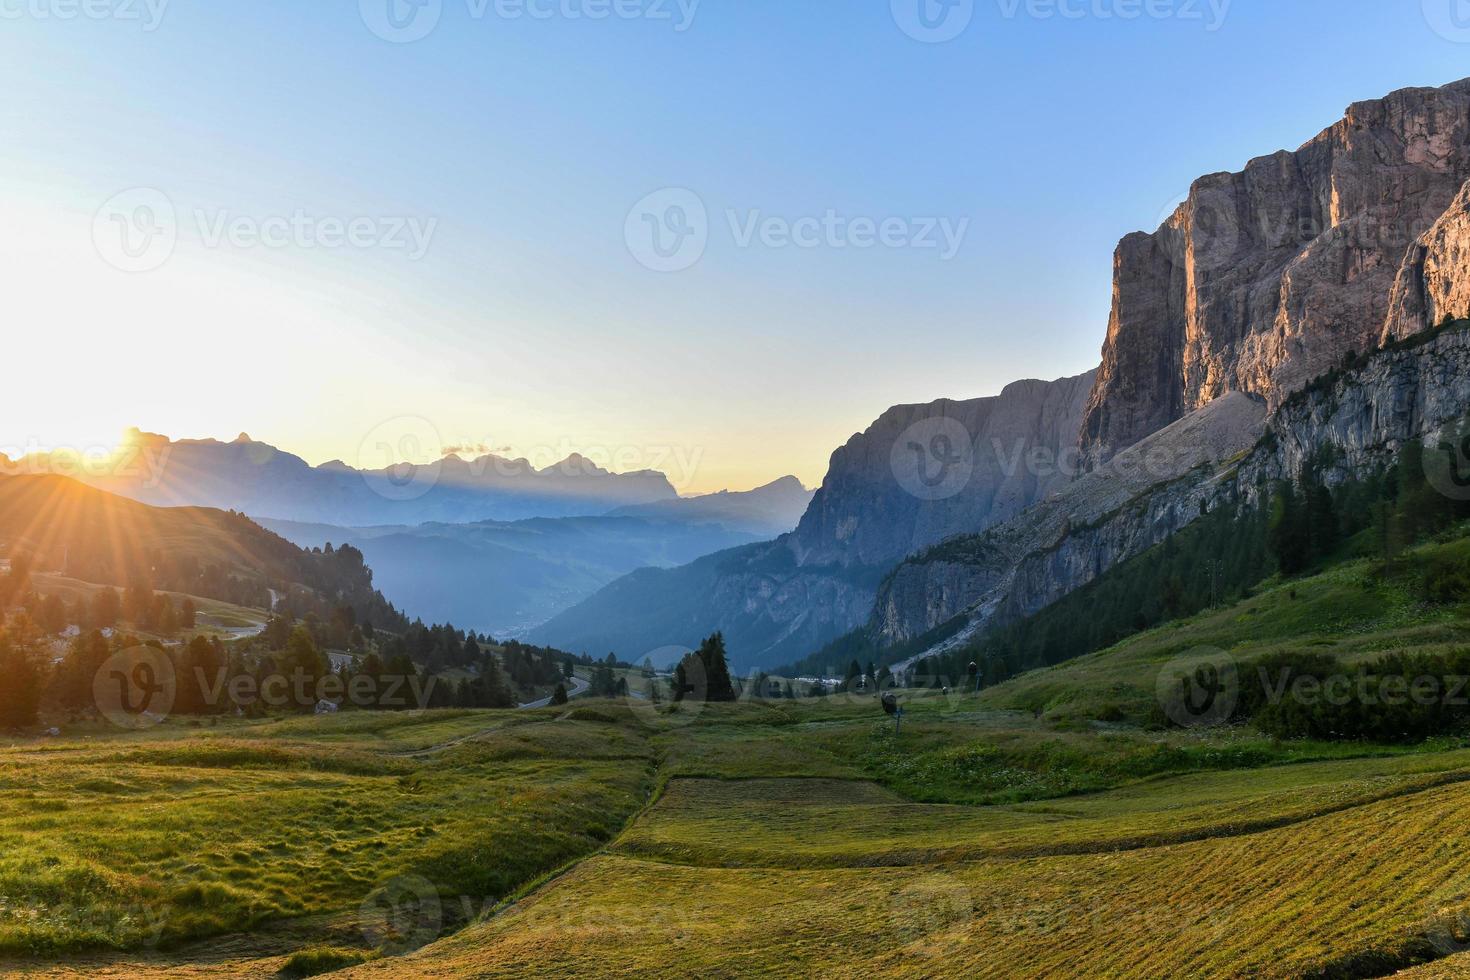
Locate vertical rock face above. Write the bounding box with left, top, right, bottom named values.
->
left=791, top=370, right=1098, bottom=569
left=1385, top=180, right=1470, bottom=339
left=1081, top=79, right=1470, bottom=466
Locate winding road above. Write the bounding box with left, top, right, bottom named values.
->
left=518, top=674, right=590, bottom=710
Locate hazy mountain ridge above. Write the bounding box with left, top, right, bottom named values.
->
left=608, top=476, right=814, bottom=538
left=262, top=514, right=765, bottom=638
left=532, top=370, right=1099, bottom=669
left=0, top=473, right=406, bottom=628
left=10, top=429, right=679, bottom=526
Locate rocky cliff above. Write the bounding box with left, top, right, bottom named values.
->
left=533, top=370, right=1099, bottom=669
left=1081, top=79, right=1470, bottom=466
left=877, top=322, right=1470, bottom=654
left=791, top=371, right=1098, bottom=568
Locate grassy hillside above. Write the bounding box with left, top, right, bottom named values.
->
left=0, top=474, right=406, bottom=629
left=979, top=532, right=1470, bottom=727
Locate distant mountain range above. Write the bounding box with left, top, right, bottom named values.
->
left=607, top=476, right=813, bottom=539
left=529, top=373, right=1096, bottom=668
left=7, top=429, right=679, bottom=525
left=3, top=432, right=813, bottom=639
left=260, top=515, right=769, bottom=639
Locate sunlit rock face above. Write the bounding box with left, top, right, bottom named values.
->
left=1081, top=79, right=1470, bottom=467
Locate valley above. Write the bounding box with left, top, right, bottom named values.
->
left=10, top=49, right=1470, bottom=978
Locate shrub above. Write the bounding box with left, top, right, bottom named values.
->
left=280, top=946, right=372, bottom=977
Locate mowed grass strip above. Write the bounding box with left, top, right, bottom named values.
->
left=616, top=746, right=1470, bottom=869
left=0, top=712, right=657, bottom=958
left=339, top=778, right=1470, bottom=979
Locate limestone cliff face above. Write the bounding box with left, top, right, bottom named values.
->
left=791, top=370, right=1097, bottom=569
left=876, top=391, right=1268, bottom=647
left=876, top=324, right=1470, bottom=652
left=1081, top=79, right=1470, bottom=466
left=1385, top=180, right=1470, bottom=340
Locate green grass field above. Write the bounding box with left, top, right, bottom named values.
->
left=0, top=709, right=656, bottom=975
left=10, top=538, right=1470, bottom=977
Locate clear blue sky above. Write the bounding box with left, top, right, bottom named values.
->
left=3, top=0, right=1467, bottom=491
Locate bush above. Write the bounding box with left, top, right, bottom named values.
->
left=1244, top=648, right=1470, bottom=743
left=1421, top=553, right=1470, bottom=604
left=279, top=946, right=372, bottom=977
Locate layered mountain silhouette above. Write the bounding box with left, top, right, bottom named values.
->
left=261, top=515, right=770, bottom=638
left=9, top=429, right=679, bottom=526
left=4, top=431, right=814, bottom=637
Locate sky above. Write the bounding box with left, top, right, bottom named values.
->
left=2, top=1, right=1468, bottom=494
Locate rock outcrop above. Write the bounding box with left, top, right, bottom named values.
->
left=1081, top=79, right=1470, bottom=466
left=876, top=391, right=1267, bottom=648
left=533, top=370, right=1100, bottom=669
left=876, top=322, right=1470, bottom=655
left=1385, top=180, right=1470, bottom=340
left=791, top=371, right=1098, bottom=568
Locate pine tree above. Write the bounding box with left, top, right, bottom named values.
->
left=699, top=633, right=736, bottom=702
left=179, top=598, right=197, bottom=630
left=54, top=629, right=112, bottom=711
left=175, top=635, right=223, bottom=715
left=551, top=683, right=569, bottom=706
left=92, top=588, right=122, bottom=629
left=1268, top=482, right=1311, bottom=575
left=0, top=630, right=41, bottom=729
left=277, top=626, right=329, bottom=711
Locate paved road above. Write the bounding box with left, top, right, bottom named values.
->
left=518, top=674, right=590, bottom=710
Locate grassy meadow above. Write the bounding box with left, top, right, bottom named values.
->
left=10, top=535, right=1470, bottom=977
